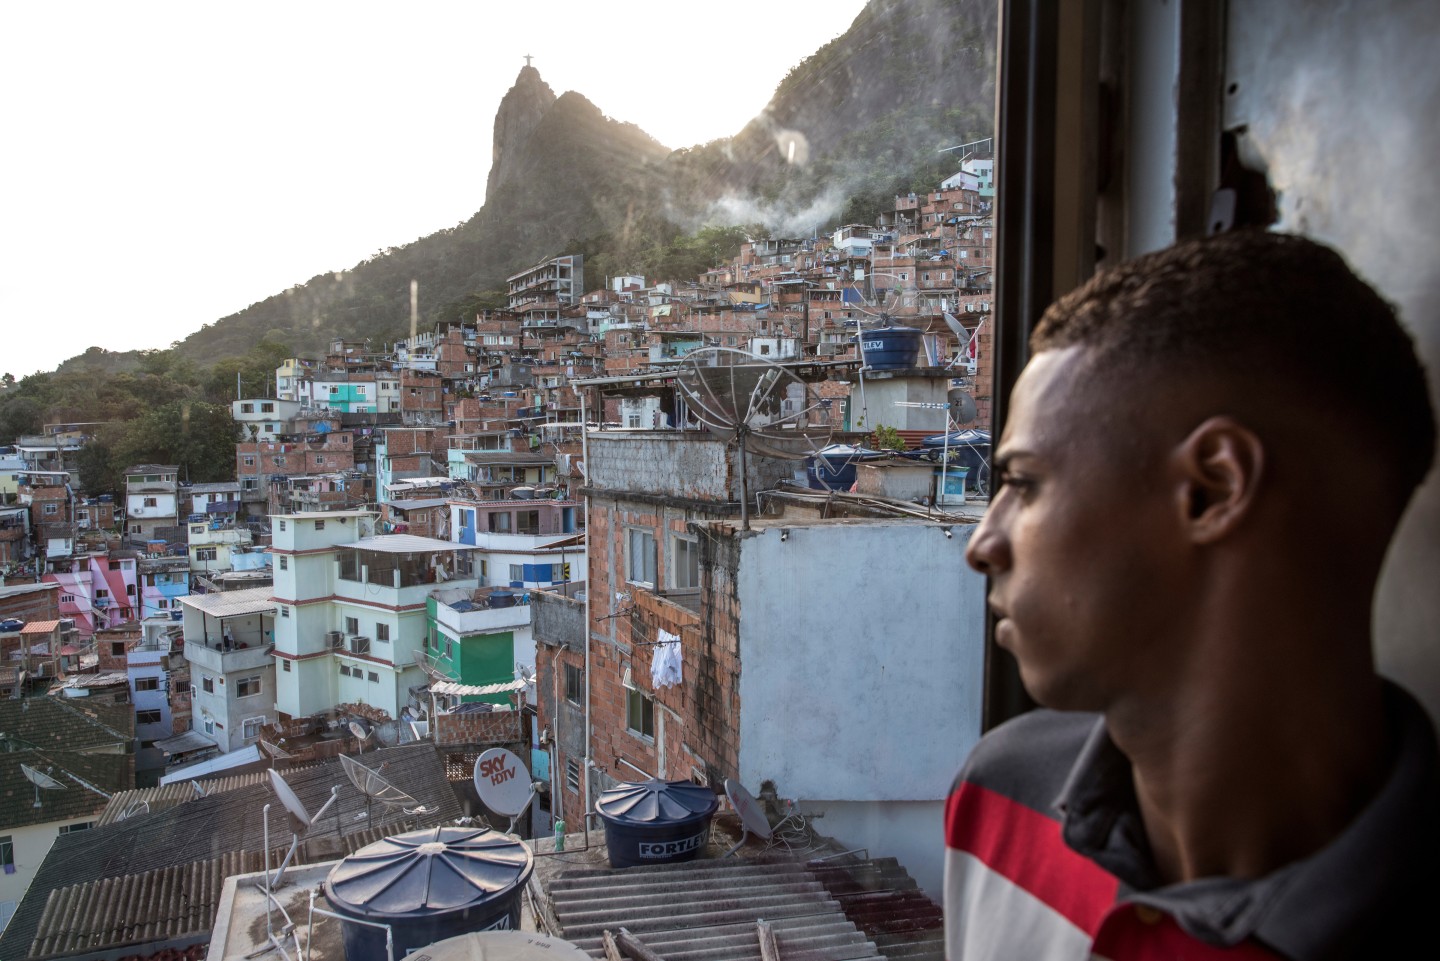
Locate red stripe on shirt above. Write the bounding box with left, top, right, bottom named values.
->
left=1092, top=907, right=1282, bottom=961
left=947, top=782, right=1120, bottom=934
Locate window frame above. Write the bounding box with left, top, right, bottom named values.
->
left=626, top=687, right=655, bottom=740
left=236, top=675, right=262, bottom=698
left=626, top=527, right=657, bottom=588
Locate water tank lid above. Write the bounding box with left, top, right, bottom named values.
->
left=594, top=779, right=718, bottom=826
left=326, top=826, right=533, bottom=917
left=400, top=932, right=590, bottom=961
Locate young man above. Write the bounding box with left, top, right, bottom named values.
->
left=945, top=230, right=1438, bottom=959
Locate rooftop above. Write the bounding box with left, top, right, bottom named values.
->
left=337, top=534, right=474, bottom=554
left=179, top=587, right=277, bottom=619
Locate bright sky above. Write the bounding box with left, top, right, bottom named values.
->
left=0, top=0, right=869, bottom=378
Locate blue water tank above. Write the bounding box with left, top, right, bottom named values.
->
left=856, top=325, right=923, bottom=369
left=920, top=429, right=992, bottom=490
left=326, top=826, right=533, bottom=961
left=805, top=444, right=883, bottom=491
left=595, top=779, right=719, bottom=869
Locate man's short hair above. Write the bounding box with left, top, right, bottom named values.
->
left=1031, top=229, right=1436, bottom=500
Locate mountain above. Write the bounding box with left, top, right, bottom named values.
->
left=128, top=0, right=997, bottom=364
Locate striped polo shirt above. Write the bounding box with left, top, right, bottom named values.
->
left=943, top=684, right=1440, bottom=960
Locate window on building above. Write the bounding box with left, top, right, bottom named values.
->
left=1, top=835, right=13, bottom=870
left=488, top=512, right=511, bottom=533
left=445, top=638, right=453, bottom=659
left=58, top=822, right=93, bottom=834
left=368, top=671, right=379, bottom=683
left=126, top=584, right=136, bottom=595
left=279, top=556, right=288, bottom=570
left=135, top=677, right=159, bottom=692
left=345, top=616, right=359, bottom=635
left=242, top=717, right=264, bottom=740
left=236, top=676, right=262, bottom=698
left=340, top=664, right=352, bottom=676
left=136, top=709, right=162, bottom=724
left=43, top=503, right=58, bottom=515
left=96, top=589, right=109, bottom=599
left=203, top=717, right=215, bottom=735
left=509, top=564, right=523, bottom=583
left=672, top=535, right=700, bottom=589
left=564, top=663, right=583, bottom=704
left=279, top=520, right=287, bottom=531
left=201, top=675, right=214, bottom=693
left=60, top=594, right=74, bottom=603
left=314, top=519, right=325, bottom=530
left=627, top=688, right=655, bottom=739
left=241, top=403, right=255, bottom=413
left=627, top=528, right=656, bottom=587
left=566, top=759, right=580, bottom=794
left=110, top=642, right=126, bottom=657
left=243, top=456, right=255, bottom=466
left=375, top=623, right=390, bottom=642
left=517, top=510, right=539, bottom=534
left=261, top=402, right=274, bottom=413
left=282, top=659, right=291, bottom=672
left=195, top=548, right=217, bottom=562
left=280, top=606, right=289, bottom=618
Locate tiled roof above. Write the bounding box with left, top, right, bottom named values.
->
left=0, top=743, right=462, bottom=961
left=27, top=851, right=265, bottom=959
left=20, top=621, right=60, bottom=634
left=0, top=696, right=133, bottom=754
left=0, top=749, right=131, bottom=832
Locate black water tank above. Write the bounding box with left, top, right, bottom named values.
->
left=594, top=779, right=718, bottom=868
left=326, top=826, right=533, bottom=961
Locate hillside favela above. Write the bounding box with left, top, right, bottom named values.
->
left=0, top=1, right=1000, bottom=959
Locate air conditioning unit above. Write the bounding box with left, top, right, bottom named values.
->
left=817, top=343, right=837, bottom=357
left=326, top=631, right=344, bottom=649
left=350, top=635, right=371, bottom=655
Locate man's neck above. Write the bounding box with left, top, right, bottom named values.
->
left=1106, top=655, right=1391, bottom=884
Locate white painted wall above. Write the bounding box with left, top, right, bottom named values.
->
left=736, top=521, right=986, bottom=889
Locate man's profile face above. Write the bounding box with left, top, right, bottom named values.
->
left=965, top=346, right=1182, bottom=712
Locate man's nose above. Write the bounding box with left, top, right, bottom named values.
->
left=965, top=511, right=1010, bottom=575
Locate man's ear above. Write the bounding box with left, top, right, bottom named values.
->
left=1173, top=416, right=1265, bottom=544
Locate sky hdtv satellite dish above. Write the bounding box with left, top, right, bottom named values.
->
left=472, top=747, right=534, bottom=834
left=21, top=763, right=66, bottom=809
left=722, top=777, right=772, bottom=856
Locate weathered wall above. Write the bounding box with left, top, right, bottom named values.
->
left=735, top=521, right=987, bottom=801
left=586, top=432, right=795, bottom=503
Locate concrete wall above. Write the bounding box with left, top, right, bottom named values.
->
left=736, top=520, right=986, bottom=801
left=805, top=800, right=946, bottom=899
left=587, top=432, right=794, bottom=503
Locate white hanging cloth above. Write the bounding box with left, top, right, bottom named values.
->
left=651, top=629, right=683, bottom=689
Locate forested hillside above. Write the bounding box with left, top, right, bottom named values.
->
left=0, top=0, right=995, bottom=451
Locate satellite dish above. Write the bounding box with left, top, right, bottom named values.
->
left=675, top=348, right=836, bottom=529
left=265, top=769, right=340, bottom=887
left=722, top=777, right=772, bottom=857
left=268, top=768, right=312, bottom=830
left=339, top=753, right=425, bottom=828
left=21, top=763, right=66, bottom=809
left=472, top=747, right=534, bottom=834
left=347, top=720, right=372, bottom=753
left=115, top=799, right=150, bottom=821
left=259, top=738, right=293, bottom=766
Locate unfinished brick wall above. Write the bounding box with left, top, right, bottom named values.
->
left=434, top=709, right=522, bottom=746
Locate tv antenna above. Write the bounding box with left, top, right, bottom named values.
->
left=339, top=753, right=434, bottom=829
left=471, top=747, right=535, bottom=835
left=21, top=763, right=66, bottom=809
left=347, top=720, right=372, bottom=754
left=675, top=348, right=836, bottom=529
left=265, top=768, right=339, bottom=887
left=722, top=777, right=773, bottom=857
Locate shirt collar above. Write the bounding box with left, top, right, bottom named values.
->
left=1053, top=683, right=1440, bottom=953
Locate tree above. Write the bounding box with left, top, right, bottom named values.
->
left=113, top=400, right=240, bottom=483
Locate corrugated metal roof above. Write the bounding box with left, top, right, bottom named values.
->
left=26, top=851, right=264, bottom=959
left=95, top=770, right=279, bottom=827
left=55, top=672, right=129, bottom=690
left=542, top=856, right=943, bottom=961
left=336, top=534, right=471, bottom=553
left=178, top=587, right=276, bottom=618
